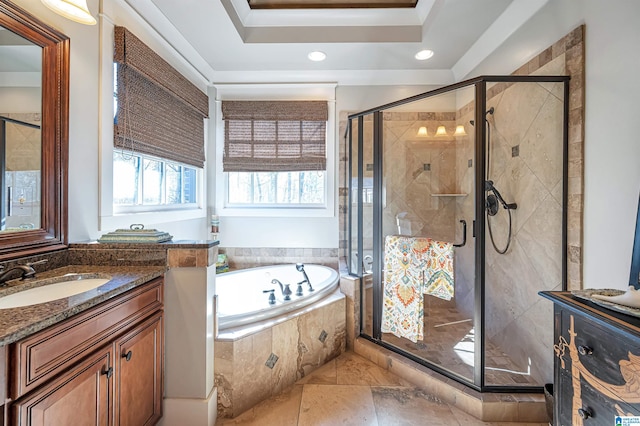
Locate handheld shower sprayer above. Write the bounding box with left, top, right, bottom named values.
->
left=296, top=263, right=314, bottom=292
left=484, top=180, right=517, bottom=215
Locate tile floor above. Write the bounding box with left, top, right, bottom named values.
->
left=217, top=351, right=548, bottom=425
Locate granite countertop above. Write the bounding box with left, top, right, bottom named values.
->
left=0, top=265, right=165, bottom=346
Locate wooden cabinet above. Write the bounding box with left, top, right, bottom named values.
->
left=12, top=349, right=111, bottom=426
left=540, top=291, right=640, bottom=426
left=5, top=277, right=164, bottom=426
left=114, top=313, right=163, bottom=426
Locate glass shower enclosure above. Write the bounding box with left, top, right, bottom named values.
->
left=348, top=75, right=570, bottom=391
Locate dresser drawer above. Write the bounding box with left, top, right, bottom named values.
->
left=10, top=278, right=163, bottom=399
left=558, top=309, right=640, bottom=388
left=557, top=369, right=640, bottom=426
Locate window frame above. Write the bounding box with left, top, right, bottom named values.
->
left=112, top=149, right=202, bottom=214
left=214, top=84, right=336, bottom=218
left=99, top=21, right=208, bottom=232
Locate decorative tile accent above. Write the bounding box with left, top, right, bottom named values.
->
left=468, top=159, right=473, bottom=168
left=218, top=247, right=339, bottom=270
left=366, top=163, right=374, bottom=171
left=265, top=353, right=279, bottom=369
left=319, top=330, right=328, bottom=343
left=423, top=163, right=431, bottom=171
left=511, top=145, right=520, bottom=157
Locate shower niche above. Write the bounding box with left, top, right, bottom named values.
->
left=348, top=75, right=570, bottom=392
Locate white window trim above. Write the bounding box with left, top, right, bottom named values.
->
left=214, top=83, right=337, bottom=218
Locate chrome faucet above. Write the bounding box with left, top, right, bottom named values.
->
left=296, top=263, right=314, bottom=292
left=0, top=264, right=37, bottom=286
left=271, top=279, right=292, bottom=301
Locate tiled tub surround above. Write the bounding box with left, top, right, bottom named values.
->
left=216, top=264, right=339, bottom=330
left=219, top=247, right=339, bottom=271
left=215, top=289, right=346, bottom=418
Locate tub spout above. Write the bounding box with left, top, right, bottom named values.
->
left=296, top=263, right=314, bottom=292
left=271, top=279, right=292, bottom=300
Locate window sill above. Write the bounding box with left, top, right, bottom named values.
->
left=218, top=205, right=334, bottom=218
left=99, top=208, right=206, bottom=231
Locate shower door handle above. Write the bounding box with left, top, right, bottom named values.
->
left=472, top=220, right=476, bottom=238
left=453, top=220, right=467, bottom=247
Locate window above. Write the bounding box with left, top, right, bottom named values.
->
left=113, top=150, right=199, bottom=213
left=214, top=84, right=336, bottom=217
left=227, top=171, right=325, bottom=205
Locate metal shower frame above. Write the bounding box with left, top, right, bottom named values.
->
left=347, top=74, right=571, bottom=393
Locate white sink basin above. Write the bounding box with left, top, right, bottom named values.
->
left=0, top=277, right=110, bottom=309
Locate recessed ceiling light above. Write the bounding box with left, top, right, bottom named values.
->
left=308, top=51, right=327, bottom=62
left=415, top=49, right=434, bottom=61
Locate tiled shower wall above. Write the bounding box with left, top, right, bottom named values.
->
left=338, top=25, right=585, bottom=285
left=338, top=26, right=585, bottom=385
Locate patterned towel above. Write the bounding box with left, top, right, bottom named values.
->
left=381, top=235, right=455, bottom=343
left=423, top=240, right=455, bottom=301
left=381, top=235, right=431, bottom=343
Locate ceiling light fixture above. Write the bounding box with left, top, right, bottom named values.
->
left=308, top=51, right=326, bottom=62
left=41, top=0, right=96, bottom=25
left=414, top=49, right=434, bottom=61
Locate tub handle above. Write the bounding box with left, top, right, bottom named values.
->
left=263, top=289, right=276, bottom=305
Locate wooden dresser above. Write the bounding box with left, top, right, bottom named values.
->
left=540, top=291, right=640, bottom=425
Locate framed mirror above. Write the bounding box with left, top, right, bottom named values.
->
left=0, top=0, right=68, bottom=260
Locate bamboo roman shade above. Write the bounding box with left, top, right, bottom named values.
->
left=113, top=26, right=208, bottom=168
left=221, top=100, right=328, bottom=172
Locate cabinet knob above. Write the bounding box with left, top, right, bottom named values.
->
left=578, top=407, right=592, bottom=419
left=103, top=367, right=113, bottom=379
left=578, top=345, right=593, bottom=356
left=123, top=350, right=133, bottom=362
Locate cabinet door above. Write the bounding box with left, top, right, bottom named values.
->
left=114, top=312, right=163, bottom=426
left=12, top=349, right=111, bottom=426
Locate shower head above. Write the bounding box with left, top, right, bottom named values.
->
left=470, top=107, right=495, bottom=126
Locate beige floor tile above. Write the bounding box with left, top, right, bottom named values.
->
left=448, top=404, right=548, bottom=426
left=217, top=384, right=303, bottom=426
left=371, top=386, right=460, bottom=426
left=336, top=352, right=412, bottom=387
left=297, top=358, right=337, bottom=385
left=298, top=384, right=379, bottom=426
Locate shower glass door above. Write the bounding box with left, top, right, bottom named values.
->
left=374, top=86, right=478, bottom=383
left=482, top=80, right=567, bottom=387
left=348, top=75, right=569, bottom=391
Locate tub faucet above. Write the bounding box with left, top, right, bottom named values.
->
left=296, top=263, right=314, bottom=292
left=0, top=264, right=37, bottom=286
left=271, top=279, right=292, bottom=301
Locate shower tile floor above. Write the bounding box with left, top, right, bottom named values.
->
left=382, top=305, right=539, bottom=386
left=217, top=350, right=547, bottom=425
left=364, top=292, right=539, bottom=386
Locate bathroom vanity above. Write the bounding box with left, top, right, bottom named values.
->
left=0, top=266, right=165, bottom=425
left=540, top=291, right=640, bottom=425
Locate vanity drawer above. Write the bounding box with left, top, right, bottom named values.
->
left=558, top=309, right=640, bottom=388
left=10, top=278, right=163, bottom=399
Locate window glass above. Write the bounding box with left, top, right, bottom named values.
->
left=227, top=171, right=325, bottom=206
left=113, top=150, right=199, bottom=210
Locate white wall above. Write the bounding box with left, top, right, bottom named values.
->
left=16, top=0, right=208, bottom=243
left=467, top=0, right=640, bottom=289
